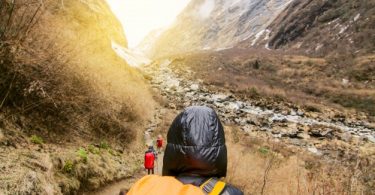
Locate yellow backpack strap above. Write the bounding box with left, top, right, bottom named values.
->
left=200, top=178, right=226, bottom=195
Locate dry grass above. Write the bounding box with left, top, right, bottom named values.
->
left=0, top=0, right=156, bottom=194
left=224, top=126, right=375, bottom=195
left=169, top=49, right=375, bottom=118
left=0, top=0, right=155, bottom=145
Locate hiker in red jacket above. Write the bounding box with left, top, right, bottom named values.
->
left=156, top=134, right=163, bottom=153
left=144, top=146, right=156, bottom=175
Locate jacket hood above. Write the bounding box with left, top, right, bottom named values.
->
left=162, top=106, right=227, bottom=177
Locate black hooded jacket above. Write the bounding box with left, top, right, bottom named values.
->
left=163, top=106, right=243, bottom=195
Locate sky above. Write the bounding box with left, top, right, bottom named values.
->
left=107, top=0, right=191, bottom=48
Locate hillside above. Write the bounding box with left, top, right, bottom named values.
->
left=141, top=0, right=374, bottom=118
left=0, top=0, right=155, bottom=194
left=145, top=0, right=293, bottom=58
left=143, top=0, right=374, bottom=58
left=245, top=0, right=375, bottom=56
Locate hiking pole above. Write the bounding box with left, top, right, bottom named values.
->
left=156, top=158, right=159, bottom=175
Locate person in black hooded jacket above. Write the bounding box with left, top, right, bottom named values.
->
left=163, top=106, right=243, bottom=195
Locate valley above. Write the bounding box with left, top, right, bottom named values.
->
left=1, top=0, right=374, bottom=194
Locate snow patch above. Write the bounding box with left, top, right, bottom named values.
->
left=251, top=30, right=266, bottom=46
left=263, top=29, right=271, bottom=41
left=265, top=43, right=271, bottom=50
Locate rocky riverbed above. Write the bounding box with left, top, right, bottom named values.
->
left=142, top=60, right=375, bottom=155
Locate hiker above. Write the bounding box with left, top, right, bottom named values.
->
left=128, top=106, right=243, bottom=195
left=156, top=134, right=163, bottom=153
left=144, top=146, right=156, bottom=175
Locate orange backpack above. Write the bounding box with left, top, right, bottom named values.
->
left=127, top=175, right=226, bottom=195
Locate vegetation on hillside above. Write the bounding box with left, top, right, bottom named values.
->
left=0, top=0, right=155, bottom=194
left=0, top=0, right=154, bottom=145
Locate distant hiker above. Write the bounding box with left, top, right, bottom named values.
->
left=144, top=131, right=153, bottom=147
left=144, top=146, right=156, bottom=175
left=156, top=134, right=163, bottom=153
left=129, top=106, right=244, bottom=195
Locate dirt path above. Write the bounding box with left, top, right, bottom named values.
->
left=88, top=130, right=164, bottom=195
left=88, top=153, right=163, bottom=195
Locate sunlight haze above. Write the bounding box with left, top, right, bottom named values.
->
left=107, top=0, right=191, bottom=48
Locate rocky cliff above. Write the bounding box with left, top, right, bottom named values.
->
left=146, top=0, right=292, bottom=58
left=144, top=0, right=374, bottom=58
left=246, top=0, right=375, bottom=56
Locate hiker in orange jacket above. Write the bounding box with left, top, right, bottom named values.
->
left=128, top=106, right=243, bottom=195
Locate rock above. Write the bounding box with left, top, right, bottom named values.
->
left=271, top=129, right=280, bottom=134
left=190, top=84, right=199, bottom=91
left=289, top=139, right=305, bottom=146
left=297, top=110, right=304, bottom=116
left=367, top=135, right=375, bottom=143
left=307, top=146, right=322, bottom=155
left=282, top=130, right=299, bottom=138
left=212, top=94, right=229, bottom=103
left=308, top=128, right=334, bottom=138
left=290, top=110, right=297, bottom=116
left=226, top=102, right=242, bottom=111
left=338, top=133, right=352, bottom=142
left=296, top=132, right=310, bottom=139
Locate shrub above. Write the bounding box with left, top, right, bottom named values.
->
left=248, top=87, right=260, bottom=99
left=108, top=149, right=119, bottom=156
left=258, top=147, right=270, bottom=155
left=88, top=144, right=100, bottom=154
left=99, top=141, right=109, bottom=150
left=30, top=135, right=43, bottom=145
left=63, top=160, right=74, bottom=174
left=77, top=148, right=88, bottom=163
left=304, top=105, right=321, bottom=113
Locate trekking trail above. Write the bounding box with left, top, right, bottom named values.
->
left=88, top=109, right=164, bottom=195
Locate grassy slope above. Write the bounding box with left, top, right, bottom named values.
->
left=167, top=50, right=375, bottom=118
left=0, top=0, right=155, bottom=194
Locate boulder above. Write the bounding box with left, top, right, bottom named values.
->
left=308, top=128, right=334, bottom=139
left=190, top=84, right=199, bottom=91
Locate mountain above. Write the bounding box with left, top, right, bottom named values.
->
left=144, top=0, right=374, bottom=58
left=243, top=0, right=375, bottom=56
left=146, top=0, right=292, bottom=58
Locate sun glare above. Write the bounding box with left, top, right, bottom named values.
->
left=106, top=0, right=191, bottom=48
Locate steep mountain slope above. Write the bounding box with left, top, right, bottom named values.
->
left=145, top=0, right=374, bottom=58
left=146, top=0, right=293, bottom=58
left=0, top=0, right=155, bottom=194
left=246, top=0, right=375, bottom=56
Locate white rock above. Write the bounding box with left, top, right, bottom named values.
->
left=367, top=135, right=375, bottom=143
left=190, top=84, right=200, bottom=91
left=212, top=94, right=229, bottom=102
left=342, top=79, right=349, bottom=86
left=354, top=13, right=360, bottom=22
left=226, top=102, right=242, bottom=111
left=307, top=146, right=322, bottom=155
